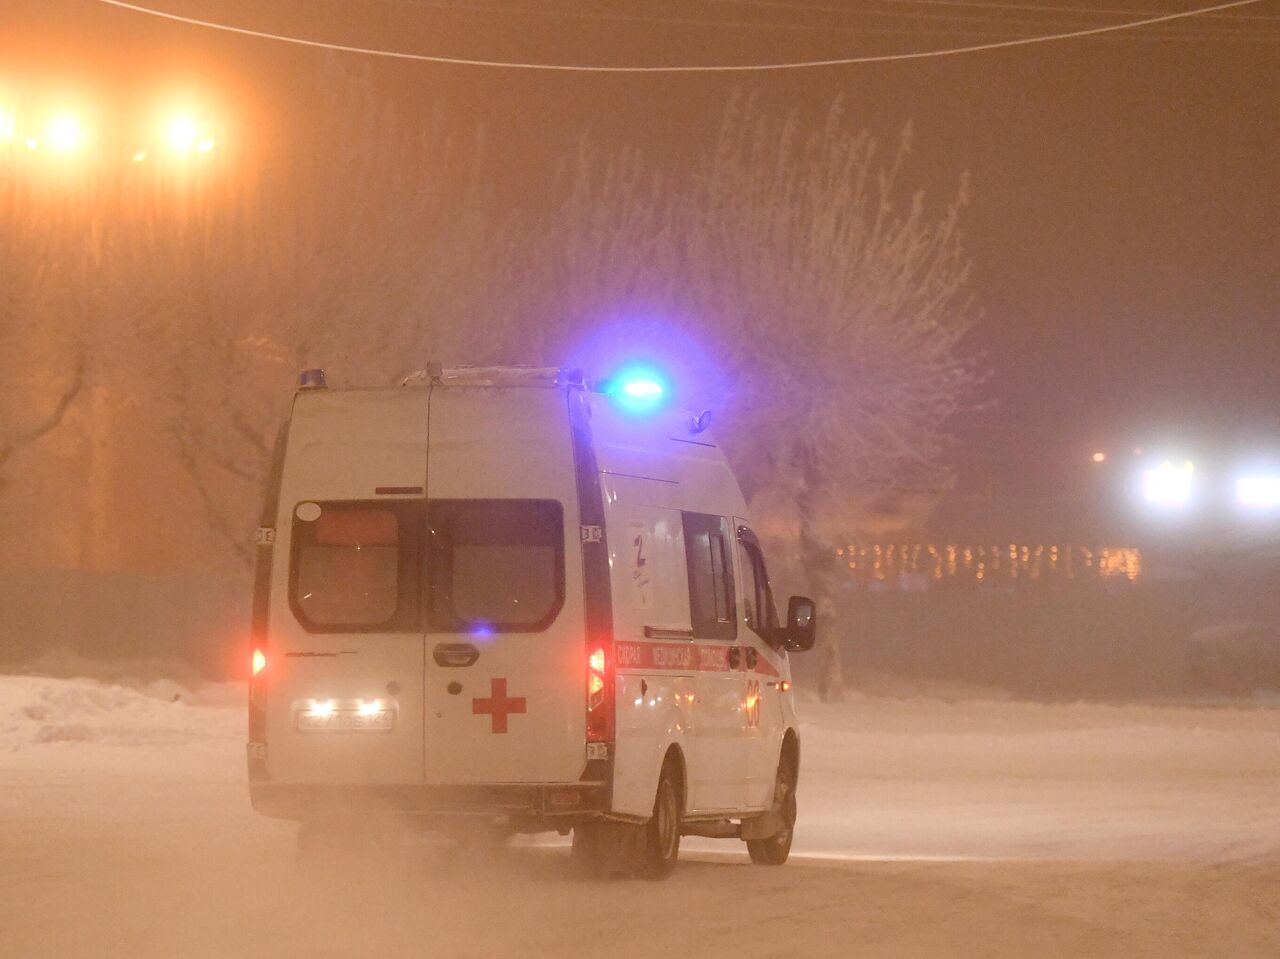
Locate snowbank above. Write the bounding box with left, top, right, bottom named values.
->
left=0, top=673, right=243, bottom=772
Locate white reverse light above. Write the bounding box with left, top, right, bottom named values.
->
left=357, top=700, right=383, bottom=716
left=1237, top=475, right=1280, bottom=509
left=307, top=700, right=335, bottom=718
left=1142, top=460, right=1194, bottom=507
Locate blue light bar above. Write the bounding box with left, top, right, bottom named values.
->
left=620, top=378, right=663, bottom=400
left=603, top=365, right=668, bottom=413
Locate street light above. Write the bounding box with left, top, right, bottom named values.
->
left=165, top=115, right=198, bottom=152
left=1236, top=474, right=1280, bottom=509
left=1142, top=460, right=1194, bottom=507
left=163, top=114, right=214, bottom=154
left=43, top=113, right=84, bottom=153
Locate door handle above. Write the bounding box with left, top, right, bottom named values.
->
left=433, top=643, right=480, bottom=667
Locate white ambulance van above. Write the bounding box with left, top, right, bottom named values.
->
left=247, top=365, right=816, bottom=878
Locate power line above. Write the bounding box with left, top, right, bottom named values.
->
left=701, top=0, right=1280, bottom=39
left=384, top=0, right=1280, bottom=40
left=710, top=0, right=1280, bottom=29
left=879, top=0, right=1280, bottom=21
left=94, top=0, right=1270, bottom=72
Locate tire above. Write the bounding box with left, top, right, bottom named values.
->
left=747, top=758, right=797, bottom=866
left=636, top=764, right=682, bottom=880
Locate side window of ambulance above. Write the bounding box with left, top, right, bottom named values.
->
left=681, top=512, right=736, bottom=640
left=426, top=499, right=565, bottom=632
left=736, top=530, right=779, bottom=636
left=290, top=501, right=420, bottom=632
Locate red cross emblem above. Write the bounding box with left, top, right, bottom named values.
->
left=471, top=678, right=527, bottom=734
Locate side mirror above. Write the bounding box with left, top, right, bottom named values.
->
left=783, top=595, right=817, bottom=652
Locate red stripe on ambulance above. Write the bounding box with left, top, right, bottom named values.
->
left=614, top=640, right=780, bottom=677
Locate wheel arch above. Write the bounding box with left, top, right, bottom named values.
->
left=660, top=742, right=688, bottom=815
left=779, top=727, right=800, bottom=783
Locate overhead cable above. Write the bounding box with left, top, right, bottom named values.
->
left=94, top=0, right=1269, bottom=72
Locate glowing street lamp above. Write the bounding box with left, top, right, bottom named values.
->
left=1142, top=460, right=1194, bottom=507
left=163, top=114, right=214, bottom=154
left=1091, top=451, right=1107, bottom=464
left=43, top=113, right=84, bottom=153
left=1236, top=474, right=1280, bottom=509
left=165, top=115, right=199, bottom=152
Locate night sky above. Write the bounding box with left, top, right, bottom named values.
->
left=6, top=0, right=1279, bottom=498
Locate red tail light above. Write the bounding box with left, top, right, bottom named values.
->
left=248, top=641, right=268, bottom=737
left=586, top=643, right=613, bottom=743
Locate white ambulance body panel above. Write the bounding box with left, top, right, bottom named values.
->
left=266, top=389, right=430, bottom=786
left=422, top=387, right=585, bottom=785
left=249, top=367, right=808, bottom=857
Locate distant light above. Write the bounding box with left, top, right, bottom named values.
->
left=251, top=648, right=266, bottom=676
left=1237, top=475, right=1280, bottom=509
left=1091, top=451, right=1107, bottom=464
left=195, top=137, right=215, bottom=153
left=132, top=150, right=147, bottom=163
left=1143, top=460, right=1194, bottom=506
left=0, top=110, right=14, bottom=141
left=44, top=114, right=83, bottom=153
left=357, top=700, right=383, bottom=716
left=24, top=137, right=38, bottom=150
left=164, top=115, right=200, bottom=153
left=308, top=700, right=335, bottom=718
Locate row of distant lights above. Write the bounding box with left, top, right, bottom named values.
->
left=0, top=109, right=216, bottom=160
left=836, top=543, right=1142, bottom=582
left=1142, top=460, right=1280, bottom=510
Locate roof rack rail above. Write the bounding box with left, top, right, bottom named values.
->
left=400, top=365, right=584, bottom=388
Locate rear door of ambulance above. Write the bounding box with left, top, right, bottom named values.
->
left=421, top=386, right=586, bottom=785
left=265, top=389, right=429, bottom=786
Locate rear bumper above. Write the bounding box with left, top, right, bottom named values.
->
left=249, top=780, right=609, bottom=822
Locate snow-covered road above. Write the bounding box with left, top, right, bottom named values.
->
left=2, top=674, right=1278, bottom=957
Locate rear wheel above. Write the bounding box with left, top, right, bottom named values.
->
left=636, top=764, right=682, bottom=880
left=747, top=757, right=797, bottom=866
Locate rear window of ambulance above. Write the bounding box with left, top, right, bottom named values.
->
left=426, top=500, right=564, bottom=632
left=288, top=499, right=563, bottom=633
left=290, top=502, right=419, bottom=631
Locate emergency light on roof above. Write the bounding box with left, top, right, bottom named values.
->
left=602, top=365, right=668, bottom=413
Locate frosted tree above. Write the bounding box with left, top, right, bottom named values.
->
left=0, top=174, right=87, bottom=494
left=494, top=95, right=981, bottom=699
left=130, top=68, right=494, bottom=567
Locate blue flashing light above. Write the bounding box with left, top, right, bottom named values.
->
left=606, top=365, right=668, bottom=413
left=621, top=378, right=663, bottom=401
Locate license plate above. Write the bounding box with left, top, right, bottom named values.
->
left=297, top=709, right=395, bottom=732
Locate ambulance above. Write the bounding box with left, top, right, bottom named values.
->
left=247, top=365, right=816, bottom=878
